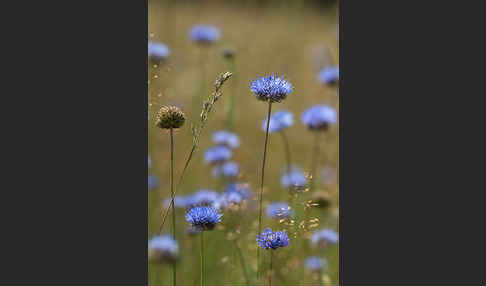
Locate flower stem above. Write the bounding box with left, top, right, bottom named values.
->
left=257, top=101, right=272, bottom=284
left=169, top=128, right=176, bottom=286
left=269, top=251, right=274, bottom=286
left=200, top=231, right=205, bottom=286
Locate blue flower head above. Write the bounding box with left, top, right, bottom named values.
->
left=185, top=206, right=223, bottom=231
left=187, top=189, right=219, bottom=207
left=311, top=229, right=339, bottom=247
left=189, top=25, right=221, bottom=44
left=212, top=130, right=240, bottom=149
left=226, top=182, right=252, bottom=200
left=148, top=235, right=179, bottom=263
left=318, top=66, right=339, bottom=85
left=281, top=166, right=308, bottom=191
left=301, top=105, right=337, bottom=131
left=148, top=42, right=170, bottom=62
left=304, top=256, right=327, bottom=271
left=261, top=110, right=294, bottom=133
left=257, top=228, right=290, bottom=250
left=267, top=202, right=293, bottom=219
left=204, top=146, right=232, bottom=165
left=212, top=161, right=239, bottom=178
left=250, top=75, right=293, bottom=103
left=148, top=175, right=159, bottom=190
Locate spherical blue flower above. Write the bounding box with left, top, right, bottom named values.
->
left=148, top=175, right=159, bottom=190
left=188, top=189, right=219, bottom=207
left=148, top=235, right=179, bottom=263
left=225, top=182, right=252, bottom=200
left=266, top=202, right=292, bottom=219
left=212, top=130, right=240, bottom=149
left=257, top=228, right=290, bottom=250
left=189, top=25, right=221, bottom=44
left=311, top=229, right=339, bottom=247
left=318, top=66, right=339, bottom=85
left=304, top=256, right=327, bottom=271
left=261, top=110, right=294, bottom=133
left=250, top=75, right=293, bottom=103
left=281, top=166, right=308, bottom=191
left=185, top=206, right=223, bottom=231
left=148, top=42, right=170, bottom=62
left=212, top=161, right=239, bottom=178
left=301, top=105, right=337, bottom=130
left=204, top=146, right=232, bottom=164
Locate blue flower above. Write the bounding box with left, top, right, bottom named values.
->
left=163, top=195, right=191, bottom=209
left=261, top=110, right=294, bottom=133
left=188, top=190, right=219, bottom=207
left=189, top=25, right=221, bottom=44
left=311, top=229, right=339, bottom=246
left=204, top=146, right=232, bottom=164
left=257, top=228, right=290, bottom=250
left=226, top=182, right=252, bottom=199
left=148, top=235, right=179, bottom=262
left=185, top=206, right=223, bottom=231
left=212, top=161, right=239, bottom=178
left=148, top=175, right=159, bottom=190
left=148, top=42, right=170, bottom=61
left=266, top=202, right=292, bottom=219
left=304, top=256, right=327, bottom=271
left=318, top=66, right=339, bottom=85
left=281, top=166, right=308, bottom=191
left=212, top=130, right=240, bottom=149
left=250, top=75, right=293, bottom=103
left=301, top=105, right=337, bottom=130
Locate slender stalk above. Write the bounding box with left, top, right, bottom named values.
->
left=269, top=251, right=274, bottom=286
left=169, top=128, right=176, bottom=286
left=200, top=232, right=205, bottom=286
left=234, top=240, right=250, bottom=286
left=257, top=101, right=273, bottom=284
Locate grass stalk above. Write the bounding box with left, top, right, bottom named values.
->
left=169, top=128, right=177, bottom=286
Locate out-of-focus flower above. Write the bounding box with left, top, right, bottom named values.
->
left=318, top=66, right=339, bottom=86
left=148, top=175, right=159, bottom=190
left=311, top=229, right=339, bottom=247
left=212, top=130, right=240, bottom=149
left=148, top=235, right=179, bottom=263
left=212, top=161, right=239, bottom=178
left=261, top=110, right=294, bottom=133
left=281, top=166, right=307, bottom=191
left=301, top=105, right=337, bottom=131
left=204, top=146, right=232, bottom=165
left=148, top=42, right=170, bottom=62
left=266, top=202, right=292, bottom=219
left=189, top=25, right=221, bottom=44
left=304, top=256, right=327, bottom=271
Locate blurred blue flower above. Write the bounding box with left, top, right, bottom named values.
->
left=225, top=182, right=252, bottom=200
left=212, top=161, right=239, bottom=178
left=163, top=195, right=191, bottom=209
left=148, top=155, right=152, bottom=168
left=148, top=175, right=159, bottom=190
left=281, top=166, right=307, bottom=191
left=311, top=229, right=339, bottom=246
left=266, top=202, right=292, bottom=219
left=301, top=105, right=337, bottom=130
left=212, top=130, right=240, bottom=149
left=185, top=206, right=222, bottom=231
left=148, top=42, right=170, bottom=61
left=257, top=228, right=290, bottom=250
left=189, top=25, right=221, bottom=44
left=204, top=146, right=232, bottom=164
left=250, top=75, right=293, bottom=103
left=188, top=189, right=219, bottom=207
left=304, top=256, right=327, bottom=271
left=261, top=110, right=294, bottom=133
left=148, top=235, right=179, bottom=262
left=318, top=66, right=339, bottom=85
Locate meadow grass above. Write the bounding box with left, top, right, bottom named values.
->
left=149, top=1, right=339, bottom=285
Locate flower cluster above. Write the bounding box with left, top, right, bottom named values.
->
left=189, top=25, right=221, bottom=44
left=301, top=105, right=337, bottom=131
left=148, top=42, right=170, bottom=62
left=257, top=228, right=290, bottom=250
left=261, top=110, right=294, bottom=133
left=185, top=206, right=223, bottom=231
left=250, top=75, right=293, bottom=103
left=148, top=235, right=179, bottom=263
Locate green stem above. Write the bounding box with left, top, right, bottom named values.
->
left=170, top=128, right=176, bottom=286
left=234, top=240, right=250, bottom=286
left=269, top=251, right=274, bottom=286
left=200, top=231, right=205, bottom=286
left=257, top=101, right=272, bottom=285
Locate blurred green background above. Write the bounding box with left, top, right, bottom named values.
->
left=148, top=0, right=339, bottom=285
